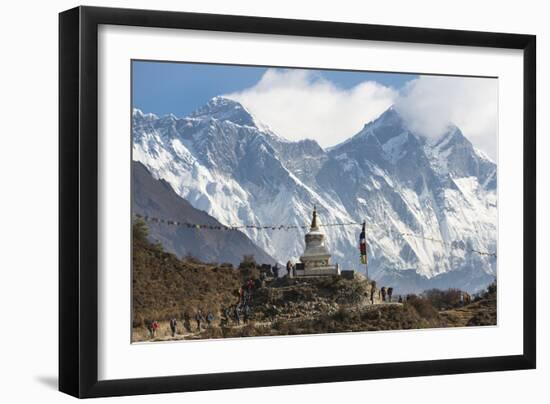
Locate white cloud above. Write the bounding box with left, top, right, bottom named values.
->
left=395, top=75, right=498, bottom=160
left=225, top=69, right=498, bottom=160
left=225, top=69, right=397, bottom=148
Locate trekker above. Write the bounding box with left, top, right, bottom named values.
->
left=272, top=263, right=279, bottom=278
left=239, top=287, right=244, bottom=304
left=381, top=286, right=387, bottom=302
left=206, top=312, right=214, bottom=327
left=243, top=305, right=251, bottom=324
left=221, top=307, right=230, bottom=326
left=398, top=295, right=403, bottom=303
left=183, top=312, right=191, bottom=332
left=148, top=320, right=159, bottom=338
left=245, top=279, right=254, bottom=304
left=286, top=260, right=292, bottom=277
left=169, top=318, right=177, bottom=337
left=195, top=310, right=204, bottom=331
left=234, top=305, right=241, bottom=325
left=153, top=321, right=159, bottom=337
left=387, top=287, right=393, bottom=302
left=260, top=271, right=267, bottom=287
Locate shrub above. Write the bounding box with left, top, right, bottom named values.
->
left=424, top=288, right=463, bottom=310
left=133, top=217, right=149, bottom=242
left=405, top=295, right=439, bottom=320
left=132, top=313, right=144, bottom=328
left=273, top=319, right=290, bottom=334
left=487, top=282, right=497, bottom=295
left=241, top=322, right=258, bottom=337
left=334, top=307, right=349, bottom=322
left=239, top=255, right=257, bottom=269
left=183, top=253, right=202, bottom=264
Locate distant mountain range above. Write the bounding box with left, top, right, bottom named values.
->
left=132, top=161, right=275, bottom=266
left=132, top=96, right=497, bottom=293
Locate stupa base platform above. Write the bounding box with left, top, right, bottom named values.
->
left=295, top=266, right=341, bottom=277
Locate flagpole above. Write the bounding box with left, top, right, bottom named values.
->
left=364, top=221, right=368, bottom=281
left=359, top=221, right=368, bottom=281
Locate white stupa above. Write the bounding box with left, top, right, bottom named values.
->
left=295, top=206, right=341, bottom=277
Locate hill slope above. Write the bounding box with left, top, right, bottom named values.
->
left=131, top=218, right=244, bottom=331
left=132, top=161, right=275, bottom=266
left=132, top=221, right=496, bottom=342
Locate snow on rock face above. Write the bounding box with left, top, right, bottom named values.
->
left=189, top=96, right=257, bottom=127
left=132, top=98, right=497, bottom=293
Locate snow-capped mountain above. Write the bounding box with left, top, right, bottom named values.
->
left=132, top=96, right=497, bottom=293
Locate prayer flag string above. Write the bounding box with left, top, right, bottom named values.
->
left=134, top=213, right=497, bottom=258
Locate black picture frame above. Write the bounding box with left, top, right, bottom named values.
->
left=59, top=6, right=536, bottom=398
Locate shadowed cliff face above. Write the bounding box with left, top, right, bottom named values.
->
left=132, top=161, right=275, bottom=266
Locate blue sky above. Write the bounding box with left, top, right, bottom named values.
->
left=132, top=60, right=417, bottom=118
left=131, top=60, right=496, bottom=159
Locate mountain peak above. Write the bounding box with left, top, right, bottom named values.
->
left=332, top=106, right=405, bottom=152
left=190, top=96, right=257, bottom=127
left=425, top=125, right=470, bottom=151
left=373, top=105, right=404, bottom=127
left=133, top=108, right=158, bottom=121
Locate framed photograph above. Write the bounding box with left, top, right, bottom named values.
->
left=59, top=6, right=536, bottom=398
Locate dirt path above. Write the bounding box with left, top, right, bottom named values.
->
left=133, top=301, right=403, bottom=343
left=439, top=308, right=474, bottom=326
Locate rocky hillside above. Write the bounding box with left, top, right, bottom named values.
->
left=439, top=287, right=497, bottom=327
left=132, top=220, right=496, bottom=342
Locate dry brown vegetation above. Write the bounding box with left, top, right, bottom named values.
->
left=132, top=219, right=245, bottom=333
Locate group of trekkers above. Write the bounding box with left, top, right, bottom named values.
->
left=146, top=277, right=258, bottom=339
left=145, top=270, right=403, bottom=339
left=368, top=281, right=398, bottom=304
left=269, top=261, right=296, bottom=279
left=232, top=277, right=256, bottom=325
left=193, top=309, right=216, bottom=332
left=379, top=286, right=394, bottom=302
left=146, top=310, right=217, bottom=339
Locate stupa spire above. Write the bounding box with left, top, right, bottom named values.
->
left=311, top=205, right=318, bottom=230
